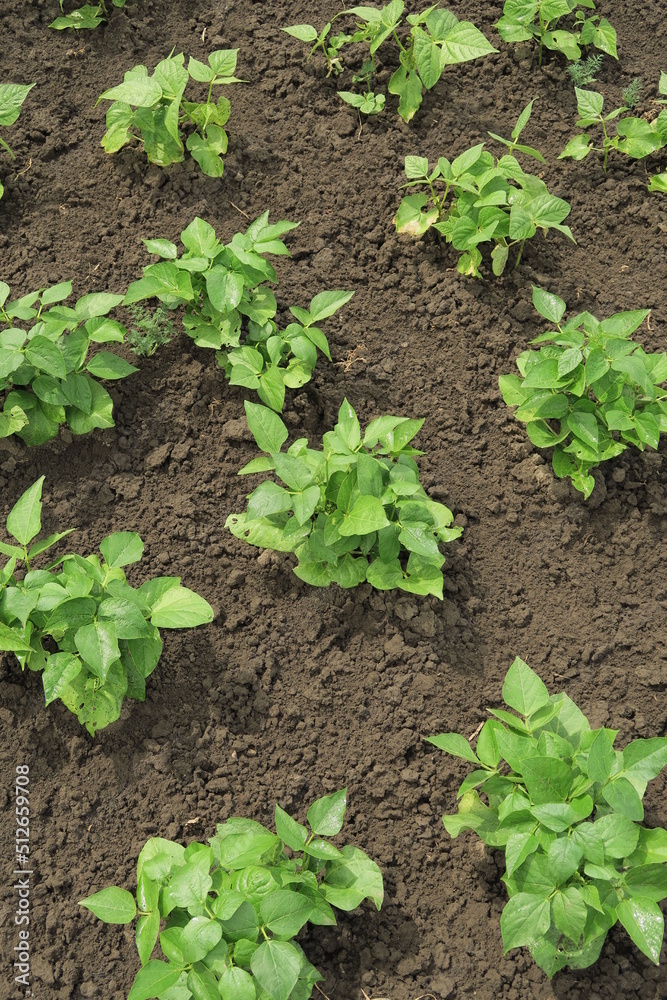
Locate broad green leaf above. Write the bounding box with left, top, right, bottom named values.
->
left=149, top=586, right=213, bottom=629
left=440, top=21, right=497, bottom=65
left=128, top=961, right=182, bottom=1000
left=624, top=864, right=667, bottom=904
left=0, top=622, right=36, bottom=653
left=425, top=732, right=480, bottom=764
left=274, top=805, right=308, bottom=851
left=75, top=622, right=120, bottom=682
left=86, top=351, right=138, bottom=380
left=0, top=83, right=35, bottom=128
left=592, top=814, right=640, bottom=858
left=500, top=893, right=551, bottom=952
left=621, top=738, right=667, bottom=788
left=551, top=886, right=588, bottom=943
left=601, top=777, right=644, bottom=821
left=251, top=940, right=301, bottom=1000
left=404, top=155, right=430, bottom=179
left=307, top=290, right=354, bottom=323
left=7, top=478, right=44, bottom=545
left=587, top=728, right=617, bottom=782
left=99, top=532, right=144, bottom=568
left=244, top=401, right=288, bottom=453
left=99, top=75, right=163, bottom=107
left=532, top=285, right=566, bottom=324
left=307, top=788, right=346, bottom=836
left=575, top=88, right=604, bottom=120
left=505, top=833, right=539, bottom=878
left=338, top=496, right=389, bottom=536
left=42, top=652, right=82, bottom=705
left=79, top=887, right=136, bottom=923
left=321, top=844, right=384, bottom=910
left=617, top=897, right=664, bottom=965
left=521, top=756, right=573, bottom=804
left=260, top=889, right=314, bottom=937
left=282, top=24, right=318, bottom=42
left=502, top=657, right=550, bottom=716
left=218, top=966, right=256, bottom=1000
left=180, top=916, right=223, bottom=964
left=24, top=336, right=67, bottom=379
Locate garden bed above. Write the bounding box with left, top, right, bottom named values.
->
left=0, top=0, right=666, bottom=998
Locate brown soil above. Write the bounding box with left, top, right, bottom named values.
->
left=0, top=1, right=666, bottom=998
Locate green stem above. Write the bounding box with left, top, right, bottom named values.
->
left=392, top=29, right=406, bottom=53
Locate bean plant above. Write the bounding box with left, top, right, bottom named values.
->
left=227, top=399, right=462, bottom=598
left=560, top=78, right=667, bottom=171
left=395, top=103, right=574, bottom=277
left=430, top=657, right=667, bottom=977
left=80, top=789, right=383, bottom=1000
left=50, top=0, right=125, bottom=29
left=97, top=50, right=243, bottom=177
left=0, top=479, right=213, bottom=736
left=496, top=0, right=617, bottom=65
left=124, top=214, right=352, bottom=413
left=284, top=2, right=496, bottom=123
left=499, top=286, right=667, bottom=498
left=0, top=280, right=137, bottom=446
left=0, top=83, right=34, bottom=200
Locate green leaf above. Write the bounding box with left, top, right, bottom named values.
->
left=338, top=496, right=389, bottom=537
left=7, top=478, right=44, bottom=545
left=592, top=814, right=640, bottom=858
left=244, top=401, right=288, bottom=453
left=42, top=652, right=82, bottom=705
left=440, top=21, right=497, bottom=65
left=86, top=351, right=138, bottom=380
left=75, top=292, right=125, bottom=322
left=250, top=940, right=301, bottom=1000
left=321, top=844, right=384, bottom=910
left=0, top=83, right=35, bottom=128
left=135, top=909, right=160, bottom=967
left=551, top=886, right=588, bottom=943
left=621, top=738, right=667, bottom=789
left=282, top=24, right=319, bottom=42
left=425, top=732, right=480, bottom=764
left=24, top=336, right=67, bottom=379
left=521, top=756, right=573, bottom=804
left=79, top=887, right=136, bottom=924
left=532, top=285, right=566, bottom=324
left=587, top=729, right=616, bottom=782
left=260, top=889, right=314, bottom=937
left=502, top=657, right=549, bottom=716
left=601, top=777, right=644, bottom=821
left=149, top=586, right=213, bottom=629
left=404, top=155, right=430, bottom=179
left=274, top=805, right=308, bottom=851
left=617, top=898, right=664, bottom=965
left=575, top=88, right=604, bottom=120
left=67, top=379, right=115, bottom=434
left=567, top=411, right=600, bottom=452
left=307, top=788, right=347, bottom=836
left=75, top=622, right=120, bottom=682
left=99, top=75, right=163, bottom=108
left=99, top=532, right=144, bottom=568
left=500, top=893, right=551, bottom=952
left=307, top=290, right=354, bottom=323
left=219, top=966, right=256, bottom=1000
left=180, top=916, right=223, bottom=964
left=128, top=961, right=182, bottom=1000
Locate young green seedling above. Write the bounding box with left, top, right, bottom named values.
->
left=0, top=83, right=35, bottom=199
left=496, top=0, right=617, bottom=65
left=123, top=214, right=352, bottom=412
left=560, top=77, right=667, bottom=171
left=227, top=399, right=462, bottom=598
left=0, top=280, right=137, bottom=445
left=395, top=102, right=574, bottom=277
left=430, top=657, right=667, bottom=977
left=284, top=2, right=496, bottom=123
left=0, top=479, right=213, bottom=735
left=80, top=789, right=383, bottom=1000
left=97, top=49, right=243, bottom=177
left=50, top=0, right=125, bottom=30
left=499, top=286, right=667, bottom=498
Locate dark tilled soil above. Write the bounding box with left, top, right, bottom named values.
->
left=0, top=1, right=666, bottom=998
